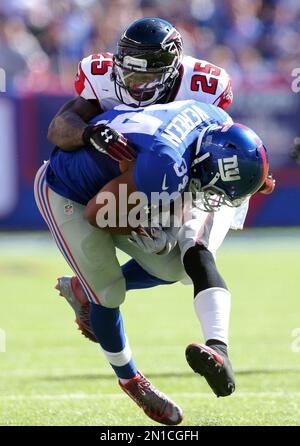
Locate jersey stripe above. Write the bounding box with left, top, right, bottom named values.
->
left=234, top=123, right=268, bottom=191
left=213, top=79, right=233, bottom=110
left=35, top=164, right=101, bottom=305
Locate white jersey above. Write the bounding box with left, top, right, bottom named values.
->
left=75, top=52, right=233, bottom=111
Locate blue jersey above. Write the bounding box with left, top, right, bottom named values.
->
left=46, top=100, right=232, bottom=205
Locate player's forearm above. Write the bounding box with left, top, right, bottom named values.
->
left=47, top=96, right=102, bottom=151
left=47, top=111, right=87, bottom=150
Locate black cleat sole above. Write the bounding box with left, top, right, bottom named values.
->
left=185, top=344, right=235, bottom=397
left=186, top=344, right=223, bottom=375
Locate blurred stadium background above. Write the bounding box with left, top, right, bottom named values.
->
left=0, top=0, right=300, bottom=229
left=0, top=0, right=300, bottom=426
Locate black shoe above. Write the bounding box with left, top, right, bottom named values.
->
left=185, top=343, right=235, bottom=397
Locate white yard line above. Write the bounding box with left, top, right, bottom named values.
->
left=1, top=366, right=300, bottom=378
left=2, top=229, right=300, bottom=255
left=1, top=391, right=300, bottom=402
left=0, top=368, right=108, bottom=377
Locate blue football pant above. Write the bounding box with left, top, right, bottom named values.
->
left=122, top=258, right=175, bottom=290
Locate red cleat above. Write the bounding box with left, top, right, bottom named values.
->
left=119, top=371, right=183, bottom=425
left=55, top=276, right=97, bottom=342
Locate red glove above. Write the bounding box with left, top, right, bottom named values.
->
left=258, top=174, right=276, bottom=195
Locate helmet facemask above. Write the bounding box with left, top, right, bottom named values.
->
left=189, top=178, right=249, bottom=212
left=113, top=54, right=179, bottom=106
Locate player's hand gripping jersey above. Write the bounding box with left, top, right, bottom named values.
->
left=46, top=100, right=232, bottom=205
left=75, top=53, right=233, bottom=111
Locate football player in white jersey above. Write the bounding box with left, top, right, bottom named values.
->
left=47, top=17, right=233, bottom=159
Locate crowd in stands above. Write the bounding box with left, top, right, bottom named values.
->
left=0, top=0, right=299, bottom=93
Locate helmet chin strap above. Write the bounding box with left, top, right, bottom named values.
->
left=129, top=88, right=162, bottom=107
left=206, top=172, right=221, bottom=187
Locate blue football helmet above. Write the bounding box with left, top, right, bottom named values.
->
left=189, top=123, right=269, bottom=211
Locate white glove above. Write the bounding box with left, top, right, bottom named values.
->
left=128, top=226, right=167, bottom=255
left=128, top=225, right=177, bottom=255
left=162, top=224, right=179, bottom=255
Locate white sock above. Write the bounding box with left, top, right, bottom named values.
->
left=100, top=336, right=132, bottom=367
left=194, top=287, right=231, bottom=346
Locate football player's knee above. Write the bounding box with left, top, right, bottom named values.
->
left=95, top=276, right=126, bottom=308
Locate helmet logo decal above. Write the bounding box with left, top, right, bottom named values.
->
left=100, top=128, right=113, bottom=144
left=161, top=28, right=181, bottom=55
left=217, top=155, right=241, bottom=181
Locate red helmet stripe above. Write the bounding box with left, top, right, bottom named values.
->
left=234, top=123, right=268, bottom=191
left=256, top=143, right=268, bottom=191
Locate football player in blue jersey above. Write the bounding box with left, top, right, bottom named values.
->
left=35, top=100, right=269, bottom=425
left=48, top=16, right=274, bottom=345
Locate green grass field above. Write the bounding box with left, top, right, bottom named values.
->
left=0, top=229, right=300, bottom=426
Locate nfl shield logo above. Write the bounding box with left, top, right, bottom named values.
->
left=64, top=201, right=74, bottom=216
